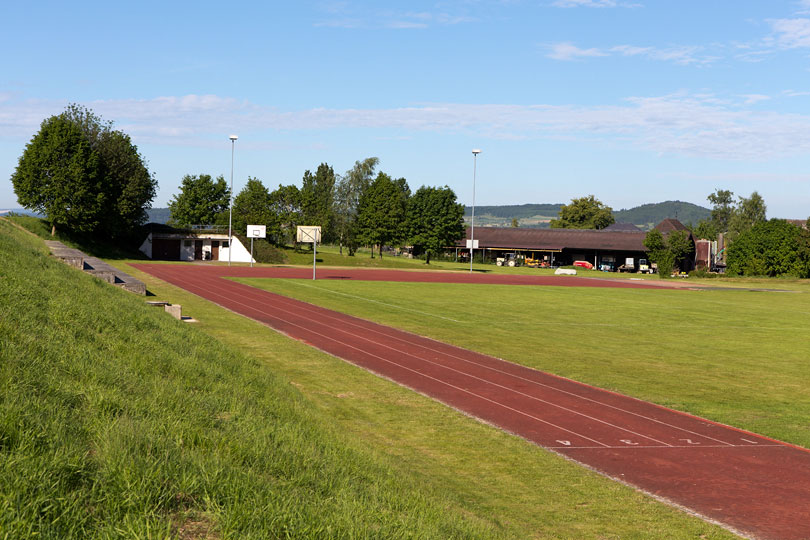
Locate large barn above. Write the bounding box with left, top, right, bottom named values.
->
left=458, top=219, right=695, bottom=271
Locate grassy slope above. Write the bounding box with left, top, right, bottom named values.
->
left=235, top=277, right=810, bottom=449
left=0, top=219, right=501, bottom=539
left=106, top=278, right=738, bottom=534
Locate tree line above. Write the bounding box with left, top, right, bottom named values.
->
left=11, top=107, right=466, bottom=263
left=167, top=157, right=466, bottom=264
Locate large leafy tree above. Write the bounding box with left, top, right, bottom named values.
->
left=232, top=177, right=273, bottom=236
left=12, top=104, right=156, bottom=238
left=335, top=157, right=379, bottom=255
left=95, top=129, right=157, bottom=237
left=692, top=219, right=717, bottom=241
left=354, top=173, right=409, bottom=258
left=300, top=163, right=336, bottom=242
left=12, top=116, right=103, bottom=236
left=60, top=104, right=156, bottom=238
left=406, top=185, right=465, bottom=264
left=727, top=191, right=767, bottom=241
left=644, top=228, right=694, bottom=275
left=168, top=174, right=230, bottom=227
left=550, top=195, right=615, bottom=230
left=726, top=219, right=809, bottom=277
left=268, top=184, right=302, bottom=245
left=707, top=189, right=735, bottom=233
left=667, top=230, right=694, bottom=272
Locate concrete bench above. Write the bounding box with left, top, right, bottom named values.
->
left=45, top=241, right=147, bottom=295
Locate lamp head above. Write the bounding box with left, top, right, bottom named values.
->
left=229, top=135, right=238, bottom=141
left=472, top=149, right=481, bottom=155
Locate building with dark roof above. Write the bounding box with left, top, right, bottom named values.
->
left=459, top=219, right=695, bottom=271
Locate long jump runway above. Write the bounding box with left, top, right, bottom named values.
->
left=135, top=264, right=810, bottom=540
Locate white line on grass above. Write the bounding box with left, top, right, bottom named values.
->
left=280, top=280, right=463, bottom=323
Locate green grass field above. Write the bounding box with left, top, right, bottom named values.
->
left=10, top=215, right=804, bottom=538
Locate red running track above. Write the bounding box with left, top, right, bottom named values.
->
left=135, top=264, right=810, bottom=540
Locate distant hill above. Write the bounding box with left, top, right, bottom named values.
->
left=146, top=207, right=171, bottom=224
left=613, top=201, right=710, bottom=230
left=464, top=201, right=710, bottom=230
left=1, top=208, right=42, bottom=218
left=464, top=204, right=562, bottom=228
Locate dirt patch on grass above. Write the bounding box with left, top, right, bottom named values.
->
left=171, top=511, right=219, bottom=540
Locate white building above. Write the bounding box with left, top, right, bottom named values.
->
left=139, top=226, right=254, bottom=263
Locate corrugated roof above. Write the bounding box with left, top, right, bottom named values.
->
left=462, top=226, right=647, bottom=251
left=654, top=218, right=689, bottom=233
left=461, top=219, right=690, bottom=252
left=603, top=222, right=642, bottom=232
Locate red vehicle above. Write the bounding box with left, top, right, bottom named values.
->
left=573, top=260, right=594, bottom=270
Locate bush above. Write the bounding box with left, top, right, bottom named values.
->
left=688, top=268, right=720, bottom=279
left=236, top=234, right=286, bottom=264
left=726, top=219, right=809, bottom=277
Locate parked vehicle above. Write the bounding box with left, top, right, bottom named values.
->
left=618, top=257, right=635, bottom=272
left=496, top=253, right=523, bottom=267
left=525, top=256, right=542, bottom=268
left=638, top=258, right=653, bottom=274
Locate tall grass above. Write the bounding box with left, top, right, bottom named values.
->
left=0, top=218, right=497, bottom=538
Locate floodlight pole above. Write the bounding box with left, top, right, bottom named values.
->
left=470, top=149, right=481, bottom=273
left=228, top=134, right=238, bottom=266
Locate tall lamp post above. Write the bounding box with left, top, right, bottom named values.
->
left=228, top=134, right=238, bottom=266
left=470, top=149, right=481, bottom=273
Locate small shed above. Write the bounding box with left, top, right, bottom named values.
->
left=139, top=224, right=254, bottom=263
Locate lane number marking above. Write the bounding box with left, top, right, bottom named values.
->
left=679, top=439, right=701, bottom=445
left=620, top=439, right=639, bottom=445
left=556, top=440, right=572, bottom=446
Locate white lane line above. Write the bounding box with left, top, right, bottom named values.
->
left=219, top=278, right=733, bottom=447
left=550, top=444, right=786, bottom=450
left=164, top=271, right=611, bottom=448
left=195, top=275, right=668, bottom=447
left=261, top=284, right=741, bottom=446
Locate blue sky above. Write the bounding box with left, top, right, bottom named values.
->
left=2, top=0, right=810, bottom=218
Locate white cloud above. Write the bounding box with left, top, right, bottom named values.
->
left=768, top=17, right=810, bottom=48
left=551, top=0, right=640, bottom=7
left=739, top=94, right=771, bottom=105
left=3, top=93, right=810, bottom=161
left=610, top=44, right=715, bottom=65
left=552, top=0, right=616, bottom=6
left=548, top=42, right=716, bottom=65
left=315, top=5, right=474, bottom=29
left=546, top=42, right=608, bottom=60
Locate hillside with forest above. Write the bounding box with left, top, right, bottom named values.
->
left=613, top=201, right=710, bottom=230
left=464, top=200, right=710, bottom=230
